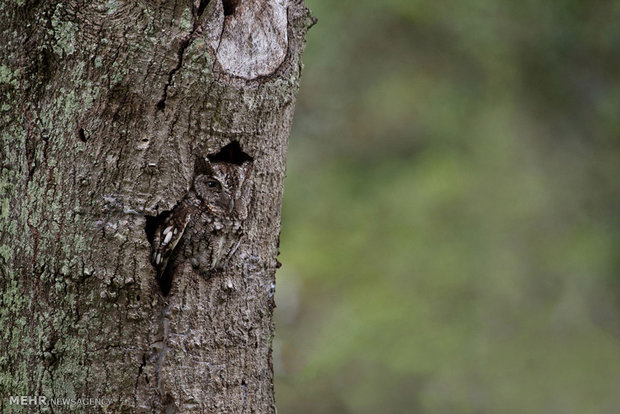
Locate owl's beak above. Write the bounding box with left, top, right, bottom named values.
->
left=229, top=198, right=235, bottom=213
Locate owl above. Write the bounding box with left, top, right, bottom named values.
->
left=150, top=157, right=253, bottom=294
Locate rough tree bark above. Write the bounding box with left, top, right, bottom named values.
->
left=0, top=0, right=313, bottom=412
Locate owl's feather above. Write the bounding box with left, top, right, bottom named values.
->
left=151, top=204, right=191, bottom=281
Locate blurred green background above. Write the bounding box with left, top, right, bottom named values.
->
left=274, top=1, right=620, bottom=413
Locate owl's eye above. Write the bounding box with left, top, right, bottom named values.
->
left=206, top=180, right=221, bottom=189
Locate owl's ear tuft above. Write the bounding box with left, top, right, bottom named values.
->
left=195, top=156, right=215, bottom=176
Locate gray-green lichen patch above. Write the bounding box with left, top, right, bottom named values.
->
left=105, top=0, right=119, bottom=15
left=0, top=244, right=10, bottom=262
left=0, top=64, right=18, bottom=87
left=178, top=6, right=193, bottom=32
left=50, top=4, right=78, bottom=57
left=177, top=38, right=214, bottom=87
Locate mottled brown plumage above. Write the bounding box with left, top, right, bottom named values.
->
left=151, top=158, right=253, bottom=291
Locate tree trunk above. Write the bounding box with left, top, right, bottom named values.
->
left=0, top=0, right=313, bottom=412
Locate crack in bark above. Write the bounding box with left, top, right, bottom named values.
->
left=193, top=0, right=211, bottom=17
left=241, top=378, right=248, bottom=410
left=155, top=305, right=171, bottom=393
left=134, top=352, right=147, bottom=400
left=156, top=37, right=190, bottom=111
left=157, top=1, right=211, bottom=111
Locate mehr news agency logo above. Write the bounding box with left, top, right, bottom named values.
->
left=8, top=395, right=113, bottom=407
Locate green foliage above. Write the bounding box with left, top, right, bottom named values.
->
left=275, top=0, right=620, bottom=412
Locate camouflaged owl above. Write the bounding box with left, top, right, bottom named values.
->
left=150, top=157, right=253, bottom=293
